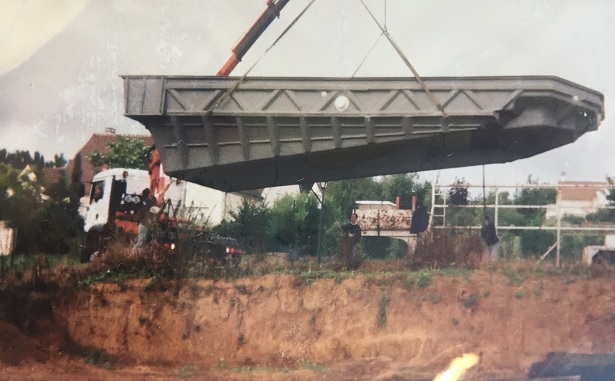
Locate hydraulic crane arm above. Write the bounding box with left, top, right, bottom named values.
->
left=217, top=0, right=290, bottom=76
left=150, top=0, right=290, bottom=198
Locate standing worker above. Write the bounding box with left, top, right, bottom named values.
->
left=342, top=212, right=362, bottom=259
left=134, top=188, right=159, bottom=249
left=480, top=215, right=499, bottom=261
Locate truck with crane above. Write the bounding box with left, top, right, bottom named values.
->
left=81, top=1, right=291, bottom=262
left=80, top=165, right=244, bottom=265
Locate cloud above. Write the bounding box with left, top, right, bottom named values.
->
left=0, top=120, right=47, bottom=154
left=0, top=0, right=91, bottom=75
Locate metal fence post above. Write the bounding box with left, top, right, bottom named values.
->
left=556, top=185, right=562, bottom=267
left=316, top=183, right=327, bottom=266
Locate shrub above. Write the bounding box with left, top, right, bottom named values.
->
left=378, top=293, right=390, bottom=327
left=412, top=229, right=482, bottom=269
left=461, top=293, right=479, bottom=308
left=416, top=271, right=432, bottom=289
left=519, top=230, right=555, bottom=258
left=302, top=361, right=328, bottom=373
left=175, top=365, right=200, bottom=379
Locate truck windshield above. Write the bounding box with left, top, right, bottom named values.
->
left=91, top=181, right=104, bottom=202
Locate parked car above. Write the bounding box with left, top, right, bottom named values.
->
left=213, top=237, right=244, bottom=267
left=182, top=232, right=244, bottom=268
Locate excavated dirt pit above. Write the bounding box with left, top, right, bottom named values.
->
left=1, top=262, right=615, bottom=381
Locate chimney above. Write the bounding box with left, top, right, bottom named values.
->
left=105, top=127, right=116, bottom=134
left=559, top=171, right=566, bottom=183
left=395, top=196, right=400, bottom=209
left=411, top=195, right=417, bottom=211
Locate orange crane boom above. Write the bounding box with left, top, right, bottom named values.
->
left=150, top=0, right=290, bottom=198
left=217, top=0, right=290, bottom=76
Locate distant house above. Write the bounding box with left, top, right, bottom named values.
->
left=546, top=180, right=610, bottom=218
left=43, top=130, right=152, bottom=195
left=43, top=130, right=262, bottom=225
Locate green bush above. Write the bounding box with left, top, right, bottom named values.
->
left=214, top=199, right=269, bottom=253
left=586, top=209, right=615, bottom=223
left=416, top=271, right=432, bottom=288
left=266, top=193, right=319, bottom=255
left=520, top=230, right=555, bottom=258
left=378, top=293, right=390, bottom=327
left=560, top=235, right=603, bottom=262
left=386, top=239, right=407, bottom=259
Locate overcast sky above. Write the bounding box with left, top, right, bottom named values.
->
left=1, top=0, right=613, bottom=188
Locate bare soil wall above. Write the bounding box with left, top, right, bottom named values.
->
left=52, top=271, right=615, bottom=378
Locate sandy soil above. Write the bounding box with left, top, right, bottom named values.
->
left=1, top=264, right=615, bottom=380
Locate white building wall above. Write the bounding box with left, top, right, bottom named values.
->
left=181, top=184, right=249, bottom=226
left=546, top=199, right=606, bottom=219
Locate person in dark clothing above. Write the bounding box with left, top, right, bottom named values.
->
left=410, top=204, right=430, bottom=235
left=341, top=213, right=362, bottom=258
left=480, top=215, right=499, bottom=260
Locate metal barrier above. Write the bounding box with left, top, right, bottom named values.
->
left=430, top=183, right=615, bottom=266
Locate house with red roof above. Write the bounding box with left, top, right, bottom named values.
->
left=43, top=129, right=153, bottom=192
left=546, top=180, right=611, bottom=218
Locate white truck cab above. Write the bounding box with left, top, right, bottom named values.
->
left=84, top=168, right=186, bottom=233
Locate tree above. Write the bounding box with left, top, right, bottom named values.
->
left=69, top=153, right=85, bottom=203
left=45, top=153, right=67, bottom=168
left=88, top=136, right=150, bottom=170
left=586, top=209, right=615, bottom=223
left=44, top=170, right=70, bottom=201
left=10, top=150, right=33, bottom=169
left=519, top=230, right=555, bottom=258
left=0, top=149, right=47, bottom=177
left=448, top=177, right=470, bottom=206
left=514, top=175, right=556, bottom=226
left=0, top=163, right=45, bottom=253
left=381, top=174, right=417, bottom=209
left=326, top=178, right=382, bottom=219
left=267, top=193, right=320, bottom=255
left=214, top=199, right=270, bottom=253
left=36, top=170, right=84, bottom=255
left=560, top=234, right=603, bottom=262
left=380, top=173, right=433, bottom=210
left=32, top=152, right=44, bottom=176
left=600, top=176, right=615, bottom=221
left=33, top=154, right=85, bottom=255
left=494, top=191, right=526, bottom=227
left=608, top=178, right=615, bottom=203
left=445, top=178, right=477, bottom=226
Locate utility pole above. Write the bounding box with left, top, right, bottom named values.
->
left=316, top=182, right=328, bottom=266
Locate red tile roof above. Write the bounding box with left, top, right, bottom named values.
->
left=43, top=133, right=153, bottom=189
left=558, top=181, right=608, bottom=201
left=41, top=167, right=66, bottom=184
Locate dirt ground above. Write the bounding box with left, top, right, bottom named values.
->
left=1, top=261, right=615, bottom=381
